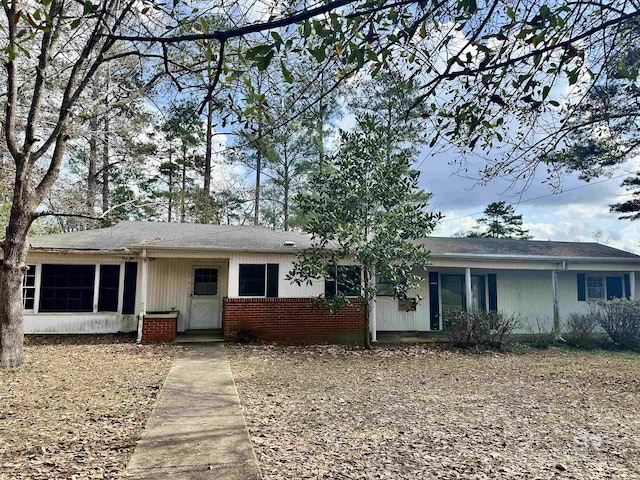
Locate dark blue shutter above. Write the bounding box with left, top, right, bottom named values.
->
left=488, top=274, right=497, bottom=312
left=122, top=262, right=138, bottom=314
left=266, top=264, right=279, bottom=298
left=428, top=272, right=440, bottom=330
left=577, top=273, right=586, bottom=301
left=624, top=274, right=631, bottom=299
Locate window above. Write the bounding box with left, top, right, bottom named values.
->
left=441, top=274, right=487, bottom=311
left=194, top=268, right=218, bottom=296
left=375, top=274, right=395, bottom=297
left=40, top=264, right=95, bottom=312
left=587, top=276, right=605, bottom=300
left=23, top=265, right=36, bottom=310
left=325, top=265, right=361, bottom=297
left=0, top=262, right=37, bottom=310
left=98, top=265, right=120, bottom=312
left=441, top=274, right=464, bottom=311
left=239, top=264, right=278, bottom=297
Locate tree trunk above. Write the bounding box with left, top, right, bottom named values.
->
left=254, top=145, right=261, bottom=226
left=102, top=114, right=110, bottom=213
left=204, top=97, right=213, bottom=195
left=87, top=115, right=98, bottom=209
left=363, top=266, right=372, bottom=350
left=0, top=185, right=34, bottom=367
left=180, top=145, right=186, bottom=223
left=167, top=148, right=173, bottom=222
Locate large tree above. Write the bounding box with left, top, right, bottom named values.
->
left=466, top=201, right=533, bottom=239
left=2, top=0, right=639, bottom=367
left=289, top=116, right=440, bottom=349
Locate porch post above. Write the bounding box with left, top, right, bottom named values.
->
left=551, top=270, right=560, bottom=339
left=630, top=272, right=636, bottom=300
left=369, top=267, right=377, bottom=343
left=464, top=268, right=472, bottom=311
left=137, top=249, right=149, bottom=343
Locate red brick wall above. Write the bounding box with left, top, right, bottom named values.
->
left=142, top=317, right=177, bottom=342
left=224, top=298, right=365, bottom=344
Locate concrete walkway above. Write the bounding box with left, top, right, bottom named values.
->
left=126, top=344, right=262, bottom=479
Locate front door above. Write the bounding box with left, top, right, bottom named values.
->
left=189, top=267, right=221, bottom=329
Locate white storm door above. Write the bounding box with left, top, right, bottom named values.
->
left=189, top=267, right=221, bottom=329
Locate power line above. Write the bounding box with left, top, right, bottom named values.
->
left=439, top=171, right=632, bottom=223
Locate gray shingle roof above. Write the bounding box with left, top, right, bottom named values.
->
left=27, top=221, right=640, bottom=259
left=416, top=236, right=640, bottom=259
left=29, top=221, right=315, bottom=252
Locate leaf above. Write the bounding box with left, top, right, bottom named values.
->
left=280, top=61, right=293, bottom=83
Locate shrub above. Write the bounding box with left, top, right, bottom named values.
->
left=443, top=309, right=481, bottom=348
left=234, top=328, right=259, bottom=344
left=565, top=312, right=599, bottom=348
left=524, top=317, right=555, bottom=348
left=588, top=299, right=640, bottom=350
left=443, top=309, right=520, bottom=349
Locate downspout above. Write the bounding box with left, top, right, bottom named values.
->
left=136, top=248, right=148, bottom=343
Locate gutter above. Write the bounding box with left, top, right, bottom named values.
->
left=428, top=253, right=640, bottom=264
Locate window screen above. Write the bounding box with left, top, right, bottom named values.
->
left=40, top=264, right=95, bottom=312
left=587, top=276, right=605, bottom=300
left=441, top=274, right=464, bottom=311
left=325, top=266, right=361, bottom=297
left=23, top=265, right=36, bottom=310
left=194, top=268, right=218, bottom=296
left=239, top=264, right=266, bottom=296
left=238, top=264, right=279, bottom=297
left=98, top=265, right=120, bottom=312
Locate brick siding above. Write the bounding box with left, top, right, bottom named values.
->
left=223, top=297, right=365, bottom=344
left=141, top=316, right=177, bottom=342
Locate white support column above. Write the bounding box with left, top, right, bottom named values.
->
left=551, top=270, right=560, bottom=339
left=630, top=272, right=636, bottom=300
left=33, top=263, right=42, bottom=314
left=137, top=249, right=149, bottom=343
left=116, top=261, right=126, bottom=314
left=370, top=297, right=377, bottom=343
left=464, top=268, right=472, bottom=311
left=93, top=264, right=101, bottom=313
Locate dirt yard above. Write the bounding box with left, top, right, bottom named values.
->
left=0, top=335, right=175, bottom=480
left=228, top=344, right=640, bottom=480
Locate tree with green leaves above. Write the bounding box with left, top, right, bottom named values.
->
left=288, top=116, right=440, bottom=349
left=160, top=101, right=204, bottom=223
left=466, top=201, right=533, bottom=239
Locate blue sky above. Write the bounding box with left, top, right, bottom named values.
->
left=419, top=149, right=640, bottom=253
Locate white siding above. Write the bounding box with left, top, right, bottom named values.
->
left=495, top=270, right=555, bottom=332
left=228, top=253, right=324, bottom=298
left=146, top=258, right=228, bottom=332
left=376, top=276, right=430, bottom=331
left=24, top=314, right=137, bottom=333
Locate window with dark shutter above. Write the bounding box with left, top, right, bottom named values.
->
left=98, top=265, right=120, bottom=312
left=40, top=264, right=96, bottom=312
left=577, top=273, right=586, bottom=301
left=238, top=264, right=279, bottom=297
left=122, top=262, right=137, bottom=314
left=239, top=264, right=266, bottom=296
left=488, top=274, right=497, bottom=312
left=325, top=265, right=361, bottom=297
left=266, top=264, right=279, bottom=298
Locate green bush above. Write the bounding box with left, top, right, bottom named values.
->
left=443, top=309, right=520, bottom=349
left=588, top=299, right=640, bottom=350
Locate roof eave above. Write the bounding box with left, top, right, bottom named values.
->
left=429, top=253, right=640, bottom=263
